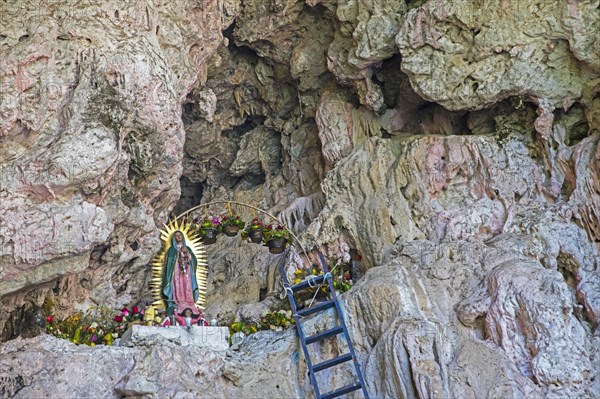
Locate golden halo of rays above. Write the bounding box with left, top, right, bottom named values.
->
left=150, top=219, right=208, bottom=310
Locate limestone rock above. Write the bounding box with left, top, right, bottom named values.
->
left=485, top=260, right=591, bottom=385
left=194, top=88, right=218, bottom=123
left=0, top=331, right=300, bottom=399
left=396, top=0, right=600, bottom=110
left=0, top=0, right=223, bottom=333
left=0, top=335, right=138, bottom=399
left=1, top=0, right=599, bottom=397
left=120, top=325, right=230, bottom=351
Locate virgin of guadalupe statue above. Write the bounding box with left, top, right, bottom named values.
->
left=162, top=231, right=201, bottom=316
left=150, top=219, right=208, bottom=321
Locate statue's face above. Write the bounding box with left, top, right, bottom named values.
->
left=175, top=231, right=183, bottom=243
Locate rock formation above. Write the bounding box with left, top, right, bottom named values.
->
left=0, top=0, right=599, bottom=397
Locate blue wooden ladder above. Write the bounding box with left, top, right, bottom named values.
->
left=280, top=252, right=369, bottom=399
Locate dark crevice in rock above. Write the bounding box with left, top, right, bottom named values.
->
left=406, top=0, right=428, bottom=9
left=0, top=374, right=26, bottom=398
left=553, top=103, right=590, bottom=146
left=372, top=62, right=541, bottom=137
left=112, top=258, right=140, bottom=297
left=374, top=55, right=403, bottom=109
left=224, top=24, right=261, bottom=63
left=473, top=315, right=487, bottom=340
left=89, top=244, right=108, bottom=269
left=231, top=173, right=266, bottom=191
left=417, top=102, right=470, bottom=136
left=1, top=304, right=45, bottom=342
left=182, top=99, right=197, bottom=125
left=222, top=22, right=236, bottom=49
left=173, top=177, right=204, bottom=216
left=380, top=128, right=393, bottom=139
left=222, top=115, right=265, bottom=139
left=259, top=288, right=267, bottom=302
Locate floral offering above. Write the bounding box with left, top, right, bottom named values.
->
left=220, top=212, right=246, bottom=236
left=44, top=303, right=161, bottom=347
left=241, top=217, right=265, bottom=243
left=194, top=216, right=222, bottom=244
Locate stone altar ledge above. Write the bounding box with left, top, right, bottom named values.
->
left=120, top=325, right=229, bottom=351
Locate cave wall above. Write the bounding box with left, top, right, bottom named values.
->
left=0, top=0, right=599, bottom=397
left=0, top=0, right=224, bottom=337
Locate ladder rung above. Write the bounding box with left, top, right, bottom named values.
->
left=305, top=326, right=343, bottom=345
left=313, top=353, right=353, bottom=372
left=291, top=274, right=328, bottom=293
left=297, top=300, right=335, bottom=318
left=320, top=383, right=363, bottom=399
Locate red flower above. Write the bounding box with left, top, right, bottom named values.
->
left=114, top=315, right=124, bottom=323
left=345, top=273, right=351, bottom=280
left=132, top=306, right=139, bottom=314
left=46, top=315, right=53, bottom=323
left=354, top=254, right=362, bottom=261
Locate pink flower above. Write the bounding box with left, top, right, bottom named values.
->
left=212, top=217, right=219, bottom=225
left=114, top=315, right=123, bottom=323
left=46, top=315, right=53, bottom=323
left=132, top=306, right=139, bottom=314
left=121, top=308, right=129, bottom=317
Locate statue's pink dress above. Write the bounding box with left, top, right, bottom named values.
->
left=172, top=245, right=198, bottom=314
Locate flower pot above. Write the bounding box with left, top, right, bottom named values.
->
left=267, top=237, right=287, bottom=254
left=223, top=225, right=240, bottom=237
left=249, top=229, right=263, bottom=243
left=201, top=228, right=218, bottom=244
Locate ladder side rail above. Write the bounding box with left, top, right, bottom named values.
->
left=279, top=257, right=321, bottom=398
left=318, top=252, right=370, bottom=399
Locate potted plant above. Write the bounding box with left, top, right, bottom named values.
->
left=194, top=216, right=221, bottom=244
left=241, top=217, right=265, bottom=243
left=262, top=224, right=293, bottom=254
left=220, top=213, right=246, bottom=237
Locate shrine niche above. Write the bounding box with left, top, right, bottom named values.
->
left=150, top=219, right=208, bottom=327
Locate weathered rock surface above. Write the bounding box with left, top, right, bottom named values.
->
left=120, top=325, right=230, bottom=351
left=1, top=0, right=599, bottom=397
left=396, top=0, right=600, bottom=111
left=0, top=331, right=299, bottom=399
left=0, top=0, right=223, bottom=334
left=2, top=234, right=597, bottom=398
